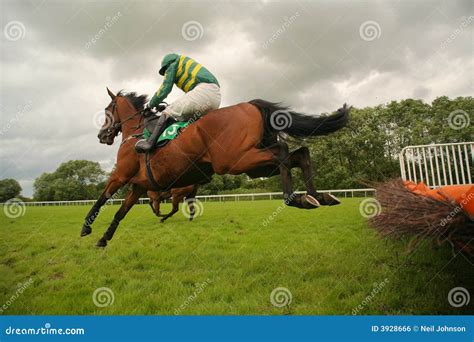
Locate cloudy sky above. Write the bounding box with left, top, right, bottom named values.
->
left=1, top=0, right=472, bottom=197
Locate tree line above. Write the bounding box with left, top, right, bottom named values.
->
left=0, top=96, right=471, bottom=202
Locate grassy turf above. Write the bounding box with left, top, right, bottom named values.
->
left=0, top=198, right=472, bottom=315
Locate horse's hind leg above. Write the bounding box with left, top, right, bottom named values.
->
left=148, top=199, right=159, bottom=216
left=233, top=144, right=318, bottom=209
left=81, top=178, right=124, bottom=237
left=288, top=146, right=340, bottom=206
left=186, top=185, right=198, bottom=221
left=96, top=184, right=146, bottom=247
left=276, top=143, right=319, bottom=209
left=160, top=201, right=179, bottom=223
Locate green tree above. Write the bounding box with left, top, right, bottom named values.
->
left=0, top=179, right=22, bottom=202
left=33, top=160, right=107, bottom=201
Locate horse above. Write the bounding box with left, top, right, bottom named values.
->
left=147, top=185, right=199, bottom=222
left=81, top=88, right=350, bottom=247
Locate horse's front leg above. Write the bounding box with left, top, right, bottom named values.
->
left=80, top=177, right=124, bottom=237
left=96, top=184, right=146, bottom=247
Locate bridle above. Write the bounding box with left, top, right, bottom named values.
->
left=104, top=97, right=146, bottom=137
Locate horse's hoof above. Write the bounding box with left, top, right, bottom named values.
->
left=96, top=238, right=107, bottom=248
left=322, top=193, right=340, bottom=206
left=81, top=225, right=92, bottom=237
left=302, top=194, right=320, bottom=209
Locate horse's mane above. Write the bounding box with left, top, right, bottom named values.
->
left=117, top=90, right=148, bottom=110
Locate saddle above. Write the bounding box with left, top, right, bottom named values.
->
left=142, top=112, right=190, bottom=148
left=142, top=110, right=194, bottom=191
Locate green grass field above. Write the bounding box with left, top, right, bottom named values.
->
left=1, top=198, right=472, bottom=315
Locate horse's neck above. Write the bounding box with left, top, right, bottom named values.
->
left=121, top=117, right=142, bottom=140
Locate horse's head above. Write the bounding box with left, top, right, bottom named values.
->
left=98, top=87, right=122, bottom=145
left=97, top=88, right=148, bottom=145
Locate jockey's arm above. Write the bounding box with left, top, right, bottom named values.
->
left=149, top=61, right=178, bottom=108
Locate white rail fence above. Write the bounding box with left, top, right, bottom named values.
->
left=4, top=188, right=376, bottom=207
left=399, top=142, right=473, bottom=187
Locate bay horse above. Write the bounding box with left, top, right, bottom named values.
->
left=147, top=185, right=199, bottom=222
left=81, top=88, right=349, bottom=247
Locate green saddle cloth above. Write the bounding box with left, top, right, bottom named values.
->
left=143, top=121, right=190, bottom=144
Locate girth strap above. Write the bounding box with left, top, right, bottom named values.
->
left=145, top=152, right=161, bottom=190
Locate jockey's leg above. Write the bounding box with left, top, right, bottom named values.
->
left=135, top=83, right=220, bottom=153
left=135, top=113, right=168, bottom=153
left=167, top=83, right=221, bottom=122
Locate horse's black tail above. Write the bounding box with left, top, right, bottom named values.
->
left=249, top=99, right=350, bottom=138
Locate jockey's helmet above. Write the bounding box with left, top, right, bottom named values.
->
left=159, top=53, right=179, bottom=76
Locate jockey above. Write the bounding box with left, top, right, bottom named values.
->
left=135, top=53, right=221, bottom=153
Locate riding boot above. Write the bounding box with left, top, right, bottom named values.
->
left=135, top=114, right=168, bottom=153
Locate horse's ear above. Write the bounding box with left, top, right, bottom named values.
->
left=106, top=87, right=116, bottom=100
